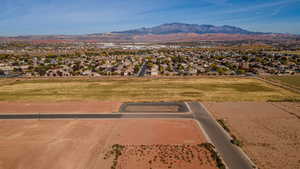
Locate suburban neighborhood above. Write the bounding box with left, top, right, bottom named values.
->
left=0, top=42, right=299, bottom=77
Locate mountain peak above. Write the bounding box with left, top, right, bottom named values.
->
left=113, top=23, right=257, bottom=35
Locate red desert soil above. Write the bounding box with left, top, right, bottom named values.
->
left=203, top=102, right=300, bottom=169
left=0, top=101, right=122, bottom=114
left=0, top=119, right=218, bottom=169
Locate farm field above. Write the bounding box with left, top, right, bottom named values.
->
left=0, top=77, right=299, bottom=102
left=203, top=102, right=300, bottom=169
left=0, top=119, right=220, bottom=169
left=265, top=75, right=300, bottom=90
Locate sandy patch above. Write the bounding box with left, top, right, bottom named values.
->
left=203, top=102, right=300, bottom=169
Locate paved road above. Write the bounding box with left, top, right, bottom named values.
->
left=188, top=102, right=254, bottom=169
left=0, top=113, right=194, bottom=119
left=137, top=62, right=148, bottom=77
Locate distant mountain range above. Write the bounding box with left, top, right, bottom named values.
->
left=1, top=23, right=299, bottom=43
left=112, top=23, right=261, bottom=35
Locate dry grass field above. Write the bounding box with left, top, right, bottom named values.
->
left=273, top=50, right=300, bottom=55
left=265, top=75, right=300, bottom=90
left=0, top=77, right=299, bottom=102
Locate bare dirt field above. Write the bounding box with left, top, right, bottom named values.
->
left=0, top=119, right=219, bottom=169
left=271, top=102, right=300, bottom=118
left=203, top=102, right=300, bottom=169
left=0, top=101, right=122, bottom=114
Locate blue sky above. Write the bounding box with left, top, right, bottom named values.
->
left=1, top=0, right=300, bottom=35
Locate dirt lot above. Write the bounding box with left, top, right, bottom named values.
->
left=0, top=101, right=122, bottom=114
left=203, top=102, right=300, bottom=169
left=0, top=119, right=218, bottom=169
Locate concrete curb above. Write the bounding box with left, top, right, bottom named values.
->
left=184, top=102, right=193, bottom=113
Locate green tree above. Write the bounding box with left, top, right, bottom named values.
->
left=280, top=57, right=288, bottom=65
left=237, top=69, right=246, bottom=74
left=134, top=65, right=141, bottom=73
left=159, top=66, right=164, bottom=73
left=216, top=67, right=228, bottom=74
left=210, top=64, right=217, bottom=71
left=34, top=66, right=48, bottom=76
left=178, top=65, right=184, bottom=71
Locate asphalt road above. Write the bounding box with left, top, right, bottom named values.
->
left=188, top=102, right=254, bottom=169
left=137, top=62, right=148, bottom=77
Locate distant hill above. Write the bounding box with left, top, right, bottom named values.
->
left=112, top=23, right=261, bottom=35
